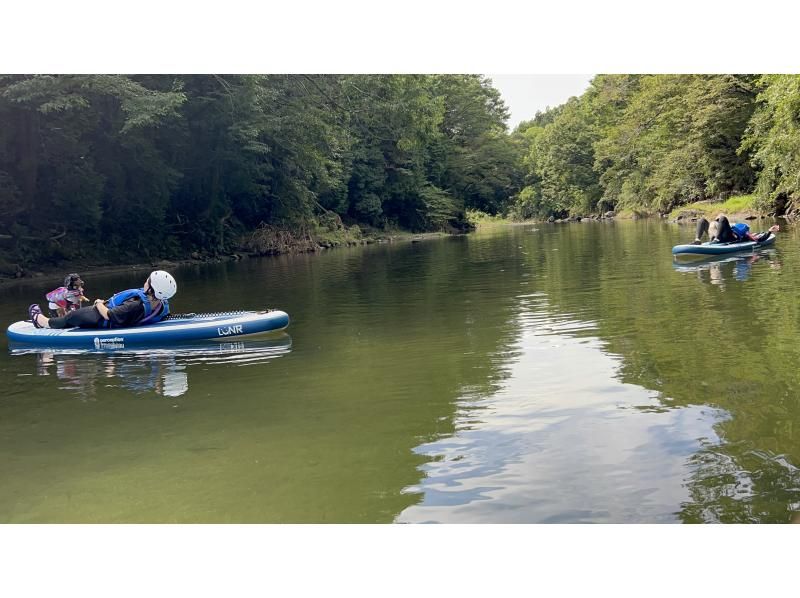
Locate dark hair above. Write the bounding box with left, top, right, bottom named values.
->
left=64, top=273, right=84, bottom=290
left=144, top=277, right=156, bottom=298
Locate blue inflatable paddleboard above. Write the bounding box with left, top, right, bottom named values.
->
left=6, top=309, right=290, bottom=349
left=672, top=233, right=776, bottom=256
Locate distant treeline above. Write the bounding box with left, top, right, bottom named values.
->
left=510, top=74, right=800, bottom=220
left=1, top=74, right=799, bottom=271
left=0, top=74, right=518, bottom=269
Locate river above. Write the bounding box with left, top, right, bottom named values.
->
left=1, top=219, right=798, bottom=523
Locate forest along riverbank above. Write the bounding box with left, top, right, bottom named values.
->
left=5, top=75, right=800, bottom=289
left=0, top=75, right=513, bottom=282
left=3, top=205, right=785, bottom=286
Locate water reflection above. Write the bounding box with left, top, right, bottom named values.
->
left=3, top=221, right=800, bottom=523
left=679, top=444, right=800, bottom=523
left=10, top=335, right=292, bottom=399
left=672, top=250, right=781, bottom=285
left=397, top=295, right=725, bottom=523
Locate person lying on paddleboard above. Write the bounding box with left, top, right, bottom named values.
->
left=27, top=270, right=177, bottom=330
left=693, top=214, right=779, bottom=245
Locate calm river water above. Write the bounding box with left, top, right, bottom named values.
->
left=1, top=219, right=799, bottom=523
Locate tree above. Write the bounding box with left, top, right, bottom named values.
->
left=740, top=74, right=800, bottom=212
left=535, top=96, right=602, bottom=216
left=0, top=75, right=185, bottom=261
left=594, top=75, right=755, bottom=213
left=0, top=74, right=524, bottom=267
left=429, top=75, right=519, bottom=216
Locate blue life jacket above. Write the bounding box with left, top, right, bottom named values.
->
left=731, top=222, right=750, bottom=239
left=102, top=288, right=169, bottom=328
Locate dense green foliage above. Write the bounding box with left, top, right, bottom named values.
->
left=0, top=74, right=518, bottom=269
left=3, top=73, right=800, bottom=271
left=740, top=75, right=800, bottom=211
left=510, top=74, right=800, bottom=220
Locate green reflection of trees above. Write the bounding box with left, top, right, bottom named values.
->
left=525, top=221, right=800, bottom=522
left=0, top=234, right=527, bottom=523
left=5, top=223, right=800, bottom=522
left=679, top=444, right=800, bottom=523
left=217, top=236, right=529, bottom=522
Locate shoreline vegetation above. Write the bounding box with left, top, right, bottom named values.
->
left=2, top=200, right=773, bottom=288
left=0, top=224, right=448, bottom=285
left=2, top=74, right=799, bottom=283
left=0, top=74, right=514, bottom=282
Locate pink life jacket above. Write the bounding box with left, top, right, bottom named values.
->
left=46, top=286, right=82, bottom=310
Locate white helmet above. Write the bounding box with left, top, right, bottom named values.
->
left=148, top=270, right=177, bottom=300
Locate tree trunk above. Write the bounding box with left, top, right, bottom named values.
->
left=17, top=108, right=40, bottom=227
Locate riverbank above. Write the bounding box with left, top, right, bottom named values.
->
left=520, top=210, right=779, bottom=227
left=508, top=193, right=783, bottom=226
left=0, top=224, right=450, bottom=287
left=666, top=194, right=768, bottom=225
left=2, top=194, right=783, bottom=286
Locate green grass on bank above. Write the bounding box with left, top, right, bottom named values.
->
left=615, top=207, right=660, bottom=219
left=313, top=222, right=364, bottom=246
left=466, top=209, right=511, bottom=226
left=669, top=194, right=758, bottom=219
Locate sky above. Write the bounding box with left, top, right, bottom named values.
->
left=488, top=74, right=594, bottom=131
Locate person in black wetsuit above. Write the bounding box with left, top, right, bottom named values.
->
left=693, top=214, right=779, bottom=244
left=693, top=214, right=735, bottom=244
left=28, top=270, right=177, bottom=330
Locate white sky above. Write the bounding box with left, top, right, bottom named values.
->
left=488, top=74, right=594, bottom=130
